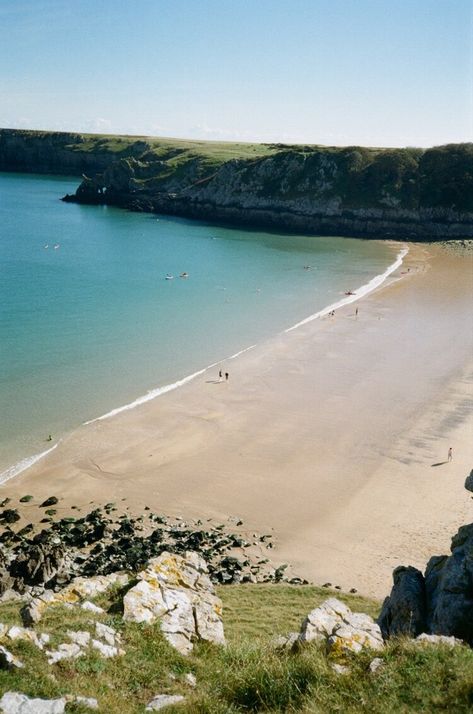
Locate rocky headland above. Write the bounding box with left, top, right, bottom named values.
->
left=1, top=129, right=472, bottom=240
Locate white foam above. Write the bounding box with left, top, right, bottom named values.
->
left=229, top=344, right=256, bottom=360
left=285, top=247, right=408, bottom=332
left=84, top=367, right=210, bottom=424
left=0, top=442, right=58, bottom=485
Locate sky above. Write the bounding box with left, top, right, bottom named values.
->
left=0, top=0, right=472, bottom=147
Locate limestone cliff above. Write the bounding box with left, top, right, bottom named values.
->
left=1, top=129, right=472, bottom=239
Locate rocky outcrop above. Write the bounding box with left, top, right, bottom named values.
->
left=298, top=597, right=384, bottom=654
left=123, top=551, right=225, bottom=655
left=380, top=521, right=473, bottom=644
left=378, top=566, right=426, bottom=638
left=0, top=692, right=98, bottom=713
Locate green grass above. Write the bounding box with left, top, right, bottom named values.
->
left=0, top=584, right=472, bottom=712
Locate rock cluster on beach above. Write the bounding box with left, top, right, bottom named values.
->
left=0, top=497, right=300, bottom=601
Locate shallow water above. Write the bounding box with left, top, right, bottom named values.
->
left=0, top=172, right=396, bottom=475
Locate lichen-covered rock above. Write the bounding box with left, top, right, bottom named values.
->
left=145, top=694, right=185, bottom=711
left=21, top=572, right=128, bottom=625
left=298, top=598, right=383, bottom=654
left=300, top=597, right=351, bottom=643
left=123, top=551, right=225, bottom=655
left=378, top=566, right=426, bottom=639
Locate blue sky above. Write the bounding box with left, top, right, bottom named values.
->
left=0, top=0, right=471, bottom=147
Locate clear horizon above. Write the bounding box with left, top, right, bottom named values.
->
left=1, top=0, right=472, bottom=148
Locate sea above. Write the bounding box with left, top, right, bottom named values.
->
left=0, top=172, right=403, bottom=481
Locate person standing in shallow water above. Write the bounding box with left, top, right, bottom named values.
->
left=218, top=370, right=222, bottom=382
left=225, top=372, right=229, bottom=381
left=448, top=447, right=453, bottom=462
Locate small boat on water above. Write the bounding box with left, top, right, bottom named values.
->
left=180, top=272, right=189, bottom=278
left=165, top=274, right=174, bottom=280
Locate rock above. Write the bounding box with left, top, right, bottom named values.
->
left=331, top=663, right=350, bottom=675
left=67, top=630, right=91, bottom=647
left=91, top=639, right=123, bottom=658
left=0, top=645, right=24, bottom=670
left=0, top=509, right=20, bottom=524
left=123, top=551, right=225, bottom=655
left=184, top=672, right=196, bottom=687
left=46, top=642, right=83, bottom=664
left=299, top=598, right=384, bottom=654
left=369, top=657, right=384, bottom=673
left=40, top=497, right=58, bottom=507
left=10, top=541, right=68, bottom=587
left=81, top=600, right=104, bottom=614
left=381, top=520, right=473, bottom=644
left=271, top=632, right=300, bottom=650
left=378, top=566, right=426, bottom=639
left=0, top=692, right=66, bottom=713
left=6, top=625, right=49, bottom=650
left=19, top=496, right=33, bottom=503
left=464, top=469, right=473, bottom=493
left=415, top=633, right=464, bottom=647
left=145, top=694, right=185, bottom=711
left=95, top=622, right=119, bottom=646
left=300, top=597, right=351, bottom=643
left=22, top=572, right=128, bottom=624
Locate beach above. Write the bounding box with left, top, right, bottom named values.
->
left=4, top=242, right=472, bottom=598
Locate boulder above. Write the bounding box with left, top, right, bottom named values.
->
left=145, top=694, right=185, bottom=711
left=10, top=542, right=68, bottom=587
left=46, top=642, right=83, bottom=665
left=377, top=566, right=426, bottom=639
left=123, top=551, right=225, bottom=655
left=298, top=598, right=383, bottom=654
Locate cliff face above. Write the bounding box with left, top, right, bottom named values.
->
left=2, top=129, right=472, bottom=240
left=0, top=128, right=150, bottom=176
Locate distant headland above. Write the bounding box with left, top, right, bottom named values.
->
left=1, top=128, right=472, bottom=240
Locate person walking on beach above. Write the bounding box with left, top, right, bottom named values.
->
left=448, top=447, right=453, bottom=462
left=218, top=369, right=222, bottom=382
left=225, top=372, right=229, bottom=381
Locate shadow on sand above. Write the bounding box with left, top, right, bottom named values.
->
left=431, top=461, right=449, bottom=467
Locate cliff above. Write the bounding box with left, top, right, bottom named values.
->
left=1, top=128, right=472, bottom=239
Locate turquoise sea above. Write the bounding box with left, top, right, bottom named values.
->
left=0, top=172, right=398, bottom=479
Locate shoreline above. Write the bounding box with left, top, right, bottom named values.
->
left=2, top=242, right=472, bottom=598
left=0, top=242, right=405, bottom=484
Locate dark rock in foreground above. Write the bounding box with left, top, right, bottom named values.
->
left=380, top=522, right=473, bottom=644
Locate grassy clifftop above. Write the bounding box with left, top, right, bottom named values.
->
left=1, top=584, right=472, bottom=712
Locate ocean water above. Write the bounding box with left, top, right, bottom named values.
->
left=0, top=172, right=398, bottom=478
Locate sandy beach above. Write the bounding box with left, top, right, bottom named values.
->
left=4, top=242, right=472, bottom=598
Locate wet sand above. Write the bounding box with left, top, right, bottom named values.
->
left=4, top=243, right=473, bottom=597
